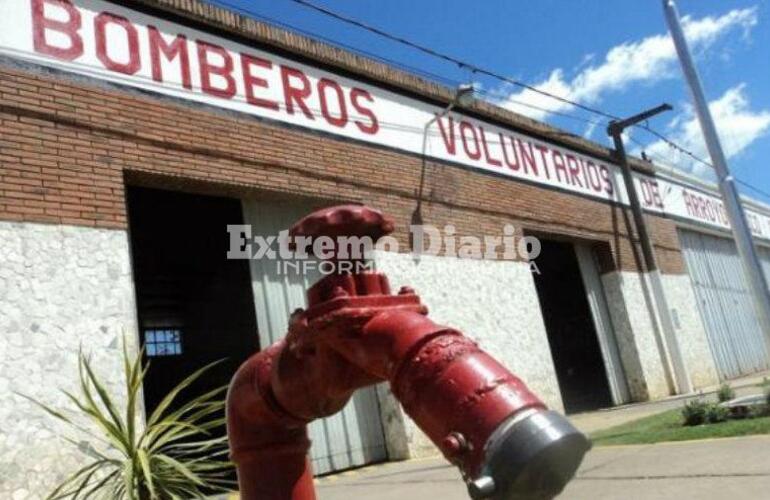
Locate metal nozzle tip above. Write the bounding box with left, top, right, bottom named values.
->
left=471, top=410, right=590, bottom=499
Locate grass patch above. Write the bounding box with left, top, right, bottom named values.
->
left=591, top=408, right=770, bottom=446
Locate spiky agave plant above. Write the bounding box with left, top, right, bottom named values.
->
left=22, top=341, right=235, bottom=499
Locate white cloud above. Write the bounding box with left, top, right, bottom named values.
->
left=495, top=7, right=757, bottom=121
left=641, top=84, right=770, bottom=177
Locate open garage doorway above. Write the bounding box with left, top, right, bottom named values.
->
left=533, top=239, right=626, bottom=414
left=126, top=186, right=259, bottom=418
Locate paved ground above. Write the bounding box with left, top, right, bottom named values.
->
left=314, top=372, right=770, bottom=499
left=315, top=435, right=770, bottom=499
left=218, top=372, right=770, bottom=499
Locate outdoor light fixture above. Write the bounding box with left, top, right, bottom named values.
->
left=454, top=82, right=475, bottom=107
left=424, top=83, right=476, bottom=144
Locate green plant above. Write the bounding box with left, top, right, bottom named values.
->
left=681, top=399, right=708, bottom=426
left=22, top=342, right=233, bottom=499
left=748, top=403, right=770, bottom=419
left=763, top=377, right=770, bottom=405
left=716, top=383, right=735, bottom=403
left=704, top=403, right=730, bottom=423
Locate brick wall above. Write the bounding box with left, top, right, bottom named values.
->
left=0, top=64, right=686, bottom=273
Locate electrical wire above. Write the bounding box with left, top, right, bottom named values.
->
left=1, top=47, right=597, bottom=148
left=210, top=0, right=607, bottom=130
left=199, top=0, right=770, bottom=203
left=285, top=0, right=726, bottom=172
left=289, top=0, right=620, bottom=121
left=18, top=0, right=770, bottom=199
left=736, top=179, right=770, bottom=202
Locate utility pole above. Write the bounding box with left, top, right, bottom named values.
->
left=608, top=104, right=692, bottom=395
left=663, top=0, right=770, bottom=343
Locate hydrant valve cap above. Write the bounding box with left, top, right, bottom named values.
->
left=475, top=410, right=590, bottom=500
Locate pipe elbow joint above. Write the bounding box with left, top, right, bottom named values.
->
left=226, top=344, right=316, bottom=500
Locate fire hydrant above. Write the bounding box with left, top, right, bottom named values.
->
left=226, top=204, right=590, bottom=500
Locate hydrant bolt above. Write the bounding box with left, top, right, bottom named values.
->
left=442, top=431, right=469, bottom=458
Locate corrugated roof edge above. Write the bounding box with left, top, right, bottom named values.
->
left=124, top=0, right=658, bottom=176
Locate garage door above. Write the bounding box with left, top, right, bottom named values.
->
left=242, top=199, right=387, bottom=475
left=756, top=246, right=770, bottom=287
left=679, top=229, right=770, bottom=379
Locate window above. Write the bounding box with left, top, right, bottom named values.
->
left=144, top=328, right=183, bottom=357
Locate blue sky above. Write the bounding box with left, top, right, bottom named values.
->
left=207, top=0, right=770, bottom=200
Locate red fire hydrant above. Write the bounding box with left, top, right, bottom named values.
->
left=226, top=205, right=589, bottom=500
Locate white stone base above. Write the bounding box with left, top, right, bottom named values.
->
left=662, top=273, right=719, bottom=390
left=600, top=271, right=719, bottom=402
left=0, top=222, right=139, bottom=500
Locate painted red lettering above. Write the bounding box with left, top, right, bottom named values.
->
left=518, top=140, right=537, bottom=175
left=501, top=135, right=520, bottom=170
left=585, top=161, right=602, bottom=192
left=651, top=183, right=663, bottom=208
left=640, top=179, right=664, bottom=209
left=479, top=127, right=501, bottom=167
left=565, top=155, right=583, bottom=188
left=552, top=151, right=568, bottom=184
left=280, top=65, right=314, bottom=119
left=600, top=165, right=614, bottom=196
left=350, top=88, right=378, bottom=134
left=95, top=13, right=140, bottom=75
left=317, top=78, right=348, bottom=128
left=197, top=40, right=236, bottom=98
left=31, top=0, right=83, bottom=61
left=460, top=122, right=481, bottom=160
left=532, top=144, right=548, bottom=178
left=436, top=116, right=457, bottom=155
left=148, top=27, right=190, bottom=89
left=240, top=54, right=278, bottom=110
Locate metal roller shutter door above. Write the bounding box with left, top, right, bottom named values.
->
left=679, top=229, right=770, bottom=379
left=242, top=199, right=388, bottom=474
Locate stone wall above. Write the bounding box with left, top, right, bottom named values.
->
left=601, top=271, right=672, bottom=401
left=662, top=273, right=720, bottom=389
left=373, top=251, right=562, bottom=458
left=599, top=270, right=719, bottom=402
left=0, top=222, right=139, bottom=500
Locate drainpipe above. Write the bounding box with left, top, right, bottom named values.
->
left=227, top=204, right=591, bottom=500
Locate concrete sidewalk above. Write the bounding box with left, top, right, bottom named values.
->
left=218, top=373, right=770, bottom=499
left=569, top=371, right=769, bottom=434
left=316, top=435, right=770, bottom=499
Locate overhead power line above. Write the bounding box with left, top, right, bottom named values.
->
left=287, top=0, right=720, bottom=170
left=736, top=179, right=770, bottom=202
left=290, top=0, right=619, bottom=121
left=214, top=1, right=608, bottom=130
left=213, top=0, right=605, bottom=128
left=212, top=1, right=766, bottom=197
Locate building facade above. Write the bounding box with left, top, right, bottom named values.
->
left=1, top=0, right=770, bottom=498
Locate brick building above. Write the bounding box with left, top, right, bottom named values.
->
left=1, top=0, right=770, bottom=497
